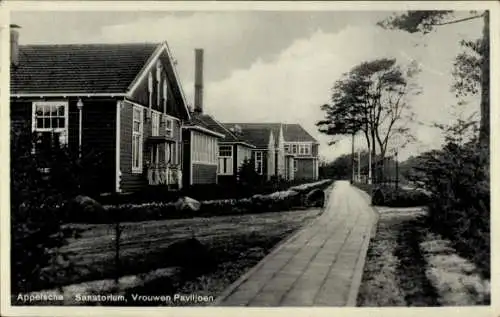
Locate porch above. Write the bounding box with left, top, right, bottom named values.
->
left=147, top=165, right=182, bottom=189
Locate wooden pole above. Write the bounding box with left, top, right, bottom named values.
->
left=357, top=147, right=361, bottom=183
left=351, top=133, right=355, bottom=184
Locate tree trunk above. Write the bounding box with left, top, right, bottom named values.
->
left=479, top=11, right=490, bottom=169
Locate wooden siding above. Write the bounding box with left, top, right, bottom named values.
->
left=295, top=158, right=315, bottom=180
left=82, top=99, right=117, bottom=193
left=10, top=97, right=117, bottom=193
left=120, top=100, right=183, bottom=192
left=192, top=163, right=217, bottom=185
left=182, top=129, right=191, bottom=187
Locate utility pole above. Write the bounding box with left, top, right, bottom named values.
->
left=368, top=146, right=372, bottom=184
left=357, top=147, right=361, bottom=183
left=395, top=150, right=399, bottom=189
left=351, top=133, right=355, bottom=184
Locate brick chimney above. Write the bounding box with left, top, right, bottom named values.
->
left=194, top=48, right=204, bottom=114
left=10, top=24, right=21, bottom=68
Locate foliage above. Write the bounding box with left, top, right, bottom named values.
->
left=317, top=57, right=420, bottom=172
left=319, top=154, right=352, bottom=180
left=452, top=39, right=483, bottom=98
left=10, top=124, right=85, bottom=293
left=377, top=9, right=489, bottom=160
left=237, top=158, right=261, bottom=187
left=371, top=185, right=431, bottom=207
left=377, top=11, right=454, bottom=34
left=405, top=118, right=489, bottom=278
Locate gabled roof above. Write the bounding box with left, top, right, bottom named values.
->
left=192, top=114, right=255, bottom=148
left=223, top=123, right=318, bottom=148
left=11, top=43, right=160, bottom=94
left=183, top=112, right=225, bottom=139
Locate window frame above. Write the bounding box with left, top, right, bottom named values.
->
left=192, top=131, right=217, bottom=165
left=165, top=117, right=174, bottom=138
left=255, top=151, right=263, bottom=175
left=297, top=143, right=311, bottom=156
left=32, top=101, right=69, bottom=149
left=132, top=106, right=144, bottom=174
left=151, top=111, right=160, bottom=136
left=218, top=145, right=233, bottom=175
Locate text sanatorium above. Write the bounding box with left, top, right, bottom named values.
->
left=75, top=294, right=127, bottom=302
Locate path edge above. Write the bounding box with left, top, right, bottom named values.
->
left=212, top=181, right=338, bottom=306
left=345, top=184, right=380, bottom=307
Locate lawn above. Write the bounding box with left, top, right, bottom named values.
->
left=357, top=206, right=490, bottom=307
left=40, top=208, right=322, bottom=296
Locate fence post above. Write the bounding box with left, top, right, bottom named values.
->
left=114, top=216, right=121, bottom=288
left=395, top=151, right=399, bottom=190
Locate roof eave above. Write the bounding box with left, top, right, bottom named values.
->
left=182, top=125, right=225, bottom=138
left=11, top=92, right=127, bottom=97
left=124, top=42, right=191, bottom=121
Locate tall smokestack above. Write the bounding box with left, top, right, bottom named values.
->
left=194, top=48, right=204, bottom=114
left=10, top=24, right=21, bottom=68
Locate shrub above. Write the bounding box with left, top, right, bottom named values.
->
left=407, top=118, right=490, bottom=278
left=10, top=124, right=90, bottom=293
left=371, top=185, right=430, bottom=207
left=69, top=179, right=333, bottom=224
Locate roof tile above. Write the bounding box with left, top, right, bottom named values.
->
left=10, top=43, right=159, bottom=94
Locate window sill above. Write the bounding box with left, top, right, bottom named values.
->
left=131, top=168, right=143, bottom=174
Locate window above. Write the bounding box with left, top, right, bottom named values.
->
left=293, top=159, right=298, bottom=172
left=292, top=144, right=298, bottom=154
left=150, top=144, right=159, bottom=167
left=284, top=144, right=290, bottom=154
left=255, top=151, right=263, bottom=175
left=298, top=144, right=311, bottom=155
left=152, top=111, right=160, bottom=136
left=218, top=145, right=233, bottom=175
left=132, top=106, right=144, bottom=173
left=32, top=101, right=68, bottom=153
left=163, top=80, right=168, bottom=113
left=165, top=142, right=175, bottom=164
left=148, top=72, right=153, bottom=108
left=192, top=131, right=217, bottom=164
left=165, top=117, right=173, bottom=137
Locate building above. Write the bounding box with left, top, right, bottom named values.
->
left=223, top=123, right=320, bottom=181
left=10, top=25, right=321, bottom=195
left=10, top=26, right=195, bottom=193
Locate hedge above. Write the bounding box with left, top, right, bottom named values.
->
left=97, top=178, right=325, bottom=206
left=371, top=185, right=431, bottom=207
left=66, top=179, right=333, bottom=224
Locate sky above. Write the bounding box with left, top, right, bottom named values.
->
left=11, top=10, right=484, bottom=162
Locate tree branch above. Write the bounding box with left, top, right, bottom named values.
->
left=432, top=13, right=485, bottom=26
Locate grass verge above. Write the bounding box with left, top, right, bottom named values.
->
left=356, top=207, right=438, bottom=306
left=357, top=206, right=490, bottom=307
left=33, top=208, right=322, bottom=296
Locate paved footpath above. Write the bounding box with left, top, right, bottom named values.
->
left=214, top=181, right=377, bottom=307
